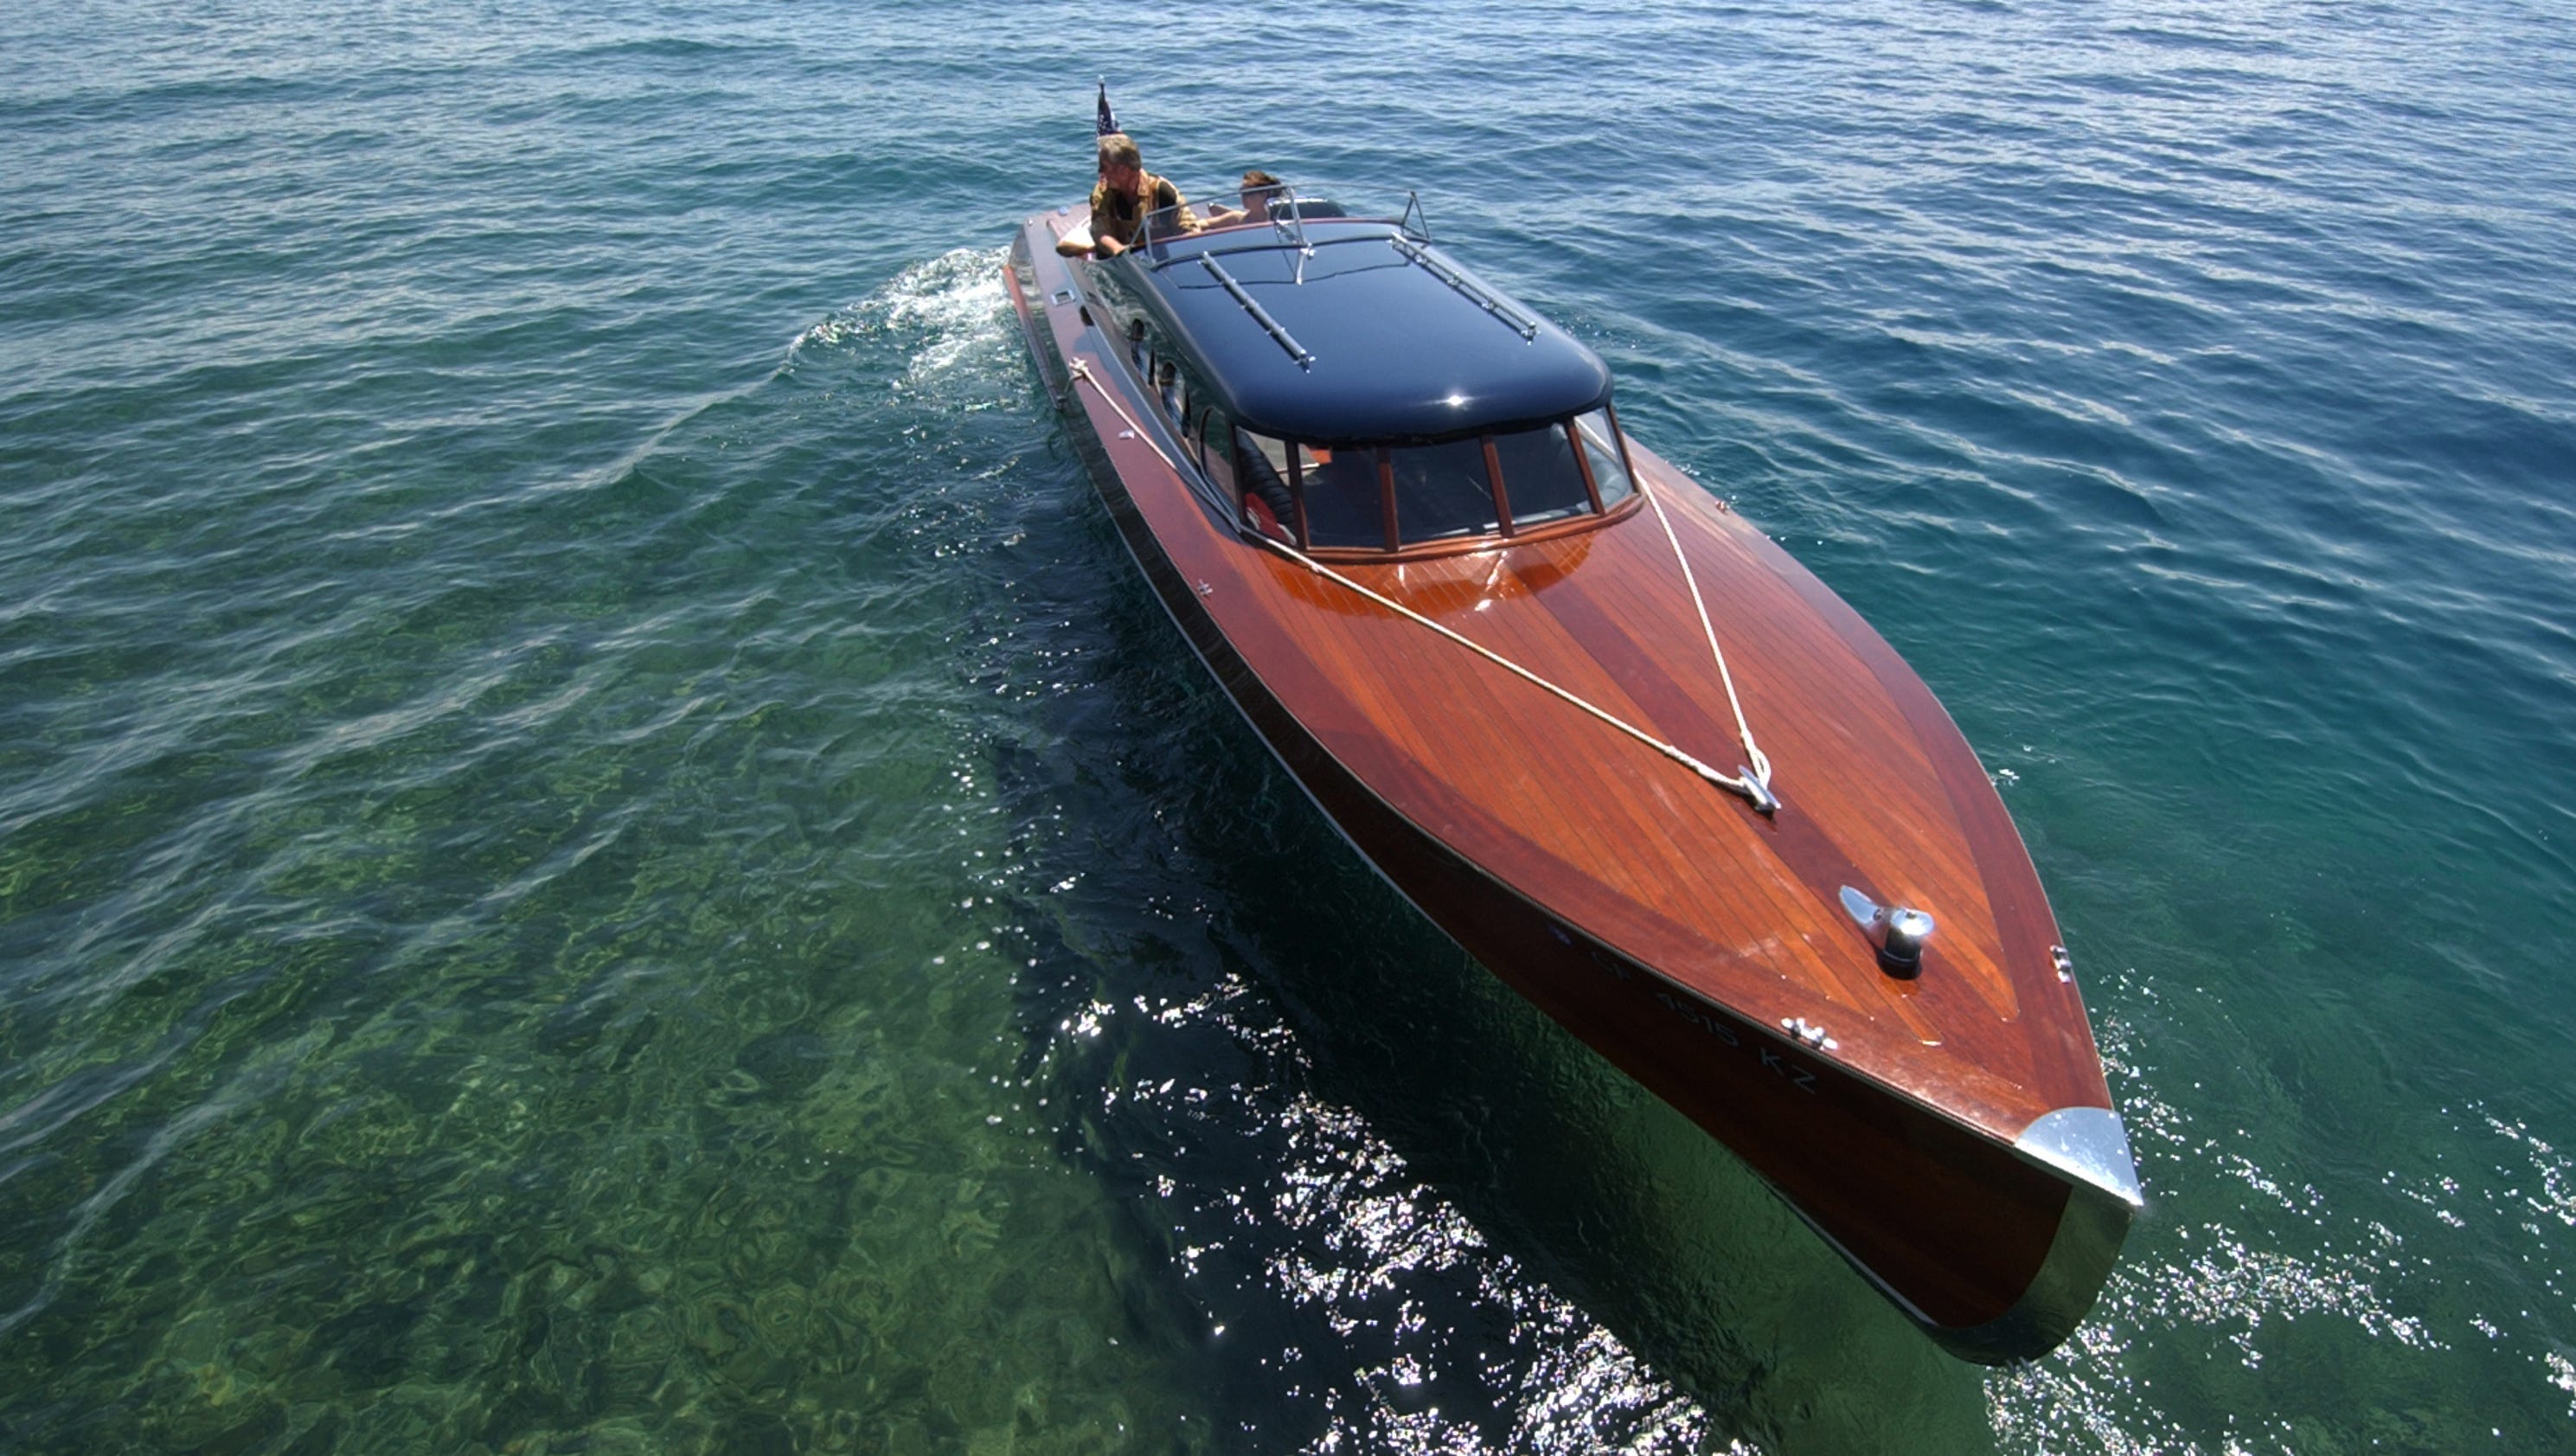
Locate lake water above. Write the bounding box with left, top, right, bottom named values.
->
left=3, top=1, right=2573, bottom=1451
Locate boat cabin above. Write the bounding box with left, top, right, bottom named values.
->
left=1082, top=188, right=1643, bottom=559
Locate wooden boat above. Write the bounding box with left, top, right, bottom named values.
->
left=1003, top=186, right=2137, bottom=1362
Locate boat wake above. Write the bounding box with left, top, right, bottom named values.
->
left=790, top=246, right=1013, bottom=390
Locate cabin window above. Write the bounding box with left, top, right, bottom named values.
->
left=1240, top=430, right=1296, bottom=484
left=1292, top=444, right=1385, bottom=548
left=1199, top=409, right=1235, bottom=497
left=1573, top=408, right=1635, bottom=509
left=1386, top=437, right=1503, bottom=543
left=1237, top=430, right=1298, bottom=542
left=1491, top=421, right=1596, bottom=527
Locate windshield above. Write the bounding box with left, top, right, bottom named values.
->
left=1237, top=408, right=1635, bottom=552
left=1138, top=184, right=1431, bottom=252
left=1387, top=437, right=1498, bottom=542
left=1494, top=423, right=1592, bottom=527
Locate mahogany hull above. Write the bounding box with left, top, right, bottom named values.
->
left=1003, top=209, right=2134, bottom=1360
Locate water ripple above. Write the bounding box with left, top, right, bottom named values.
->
left=5, top=0, right=2576, bottom=1450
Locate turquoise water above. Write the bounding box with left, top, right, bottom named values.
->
left=4, top=0, right=2573, bottom=1450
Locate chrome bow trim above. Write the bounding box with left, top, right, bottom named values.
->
left=2015, top=1105, right=2143, bottom=1207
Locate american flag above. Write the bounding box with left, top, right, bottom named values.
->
left=1095, top=80, right=1119, bottom=138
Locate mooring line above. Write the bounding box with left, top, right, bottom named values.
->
left=1246, top=532, right=1778, bottom=816
left=1638, top=472, right=1777, bottom=807
left=1066, top=355, right=1777, bottom=815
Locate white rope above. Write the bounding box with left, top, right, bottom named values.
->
left=1638, top=473, right=1777, bottom=804
left=1067, top=357, right=1189, bottom=478
left=1245, top=533, right=1778, bottom=814
left=1066, top=354, right=1778, bottom=815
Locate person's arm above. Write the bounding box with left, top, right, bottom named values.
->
left=1057, top=187, right=1112, bottom=256
left=1160, top=178, right=1200, bottom=233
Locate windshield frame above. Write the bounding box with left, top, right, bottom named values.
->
left=1234, top=406, right=1645, bottom=561
left=1137, top=183, right=1432, bottom=256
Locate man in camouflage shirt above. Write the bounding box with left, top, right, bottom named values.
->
left=1057, top=132, right=1195, bottom=258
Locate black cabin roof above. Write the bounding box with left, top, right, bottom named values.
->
left=1109, top=218, right=1613, bottom=446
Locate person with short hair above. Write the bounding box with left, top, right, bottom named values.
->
left=1056, top=133, right=1195, bottom=258
left=1201, top=170, right=1286, bottom=227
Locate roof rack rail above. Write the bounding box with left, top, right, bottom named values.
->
left=1389, top=236, right=1538, bottom=342
left=1197, top=254, right=1315, bottom=368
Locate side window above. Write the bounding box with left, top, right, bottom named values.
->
left=1237, top=430, right=1297, bottom=542
left=1573, top=407, right=1635, bottom=508
left=1199, top=409, right=1234, bottom=494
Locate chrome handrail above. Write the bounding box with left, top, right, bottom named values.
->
left=1195, top=254, right=1314, bottom=367
left=1136, top=183, right=1432, bottom=251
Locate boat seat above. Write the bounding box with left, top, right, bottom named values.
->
left=1241, top=449, right=1297, bottom=526
left=1272, top=198, right=1349, bottom=221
